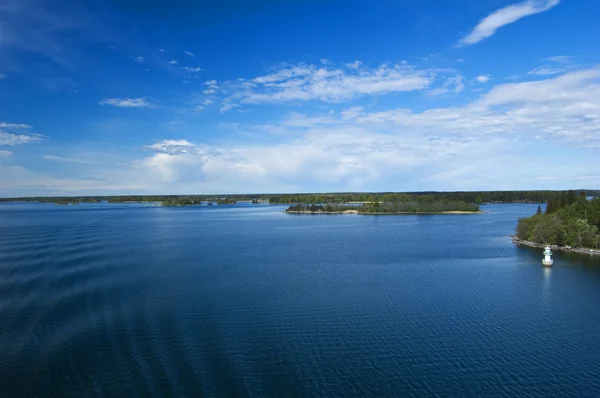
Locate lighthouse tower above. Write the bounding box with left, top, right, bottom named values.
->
left=542, top=246, right=553, bottom=267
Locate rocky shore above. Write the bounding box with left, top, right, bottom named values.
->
left=511, top=236, right=600, bottom=256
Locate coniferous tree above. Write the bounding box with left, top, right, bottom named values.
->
left=537, top=205, right=542, bottom=215
left=567, top=190, right=577, bottom=206
left=545, top=199, right=555, bottom=214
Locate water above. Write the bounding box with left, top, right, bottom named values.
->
left=1, top=203, right=599, bottom=397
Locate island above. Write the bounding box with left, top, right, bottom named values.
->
left=513, top=191, right=600, bottom=254
left=161, top=197, right=199, bottom=206
left=285, top=201, right=481, bottom=215
left=215, top=198, right=237, bottom=205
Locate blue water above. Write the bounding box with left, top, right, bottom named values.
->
left=1, top=203, right=599, bottom=397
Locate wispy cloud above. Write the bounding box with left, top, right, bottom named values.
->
left=182, top=66, right=202, bottom=73
left=184, top=50, right=195, bottom=57
left=145, top=139, right=217, bottom=156
left=203, top=80, right=219, bottom=95
left=0, top=131, right=42, bottom=145
left=0, top=74, right=6, bottom=79
left=0, top=123, right=32, bottom=129
left=354, top=67, right=600, bottom=146
left=475, top=75, right=490, bottom=83
left=99, top=97, right=155, bottom=108
left=168, top=60, right=179, bottom=65
left=43, top=155, right=100, bottom=164
left=0, top=122, right=40, bottom=146
left=428, top=74, right=464, bottom=96
left=458, top=0, right=560, bottom=46
left=527, top=66, right=564, bottom=76
left=346, top=61, right=362, bottom=69
left=218, top=61, right=435, bottom=111
left=527, top=55, right=574, bottom=76
left=133, top=56, right=145, bottom=63
left=0, top=150, right=13, bottom=157
left=544, top=55, right=572, bottom=63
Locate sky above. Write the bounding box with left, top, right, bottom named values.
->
left=1, top=0, right=600, bottom=196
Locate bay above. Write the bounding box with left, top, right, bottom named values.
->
left=1, top=203, right=599, bottom=397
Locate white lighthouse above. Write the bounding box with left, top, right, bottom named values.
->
left=542, top=246, right=553, bottom=267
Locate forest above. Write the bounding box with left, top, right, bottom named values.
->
left=515, top=191, right=600, bottom=249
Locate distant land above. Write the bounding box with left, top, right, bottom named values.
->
left=1, top=190, right=598, bottom=207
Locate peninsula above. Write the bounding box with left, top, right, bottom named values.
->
left=513, top=191, right=600, bottom=253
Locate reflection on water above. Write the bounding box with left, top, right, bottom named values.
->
left=542, top=267, right=552, bottom=301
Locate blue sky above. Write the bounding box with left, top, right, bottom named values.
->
left=1, top=0, right=599, bottom=196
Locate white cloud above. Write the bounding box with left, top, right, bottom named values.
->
left=202, top=80, right=219, bottom=95
left=168, top=60, right=179, bottom=65
left=4, top=63, right=600, bottom=195
left=184, top=50, right=195, bottom=57
left=346, top=60, right=362, bottom=69
left=145, top=140, right=219, bottom=157
left=43, top=155, right=100, bottom=164
left=203, top=99, right=214, bottom=105
left=133, top=56, right=145, bottom=63
left=0, top=123, right=32, bottom=129
left=458, top=0, right=560, bottom=46
left=0, top=74, right=6, bottom=79
left=182, top=66, right=202, bottom=73
left=195, top=105, right=204, bottom=111
left=0, top=150, right=12, bottom=157
left=544, top=55, right=572, bottom=64
left=527, top=65, right=565, bottom=76
left=99, top=97, right=155, bottom=108
left=354, top=67, right=600, bottom=146
left=220, top=103, right=238, bottom=113
left=219, top=61, right=434, bottom=110
left=428, top=74, right=464, bottom=96
left=475, top=75, right=490, bottom=83
left=0, top=122, right=40, bottom=146
left=159, top=48, right=165, bottom=52
left=0, top=131, right=42, bottom=145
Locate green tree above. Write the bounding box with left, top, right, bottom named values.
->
left=545, top=199, right=556, bottom=214
left=567, top=190, right=577, bottom=206
left=537, top=205, right=542, bottom=215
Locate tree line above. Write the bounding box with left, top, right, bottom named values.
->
left=2, top=190, right=598, bottom=205
left=516, top=193, right=600, bottom=249
left=286, top=201, right=480, bottom=214
left=269, top=190, right=598, bottom=205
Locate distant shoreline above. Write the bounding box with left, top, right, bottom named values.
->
left=285, top=210, right=484, bottom=215
left=511, top=236, right=600, bottom=256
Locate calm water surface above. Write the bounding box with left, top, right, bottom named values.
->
left=1, top=203, right=599, bottom=397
